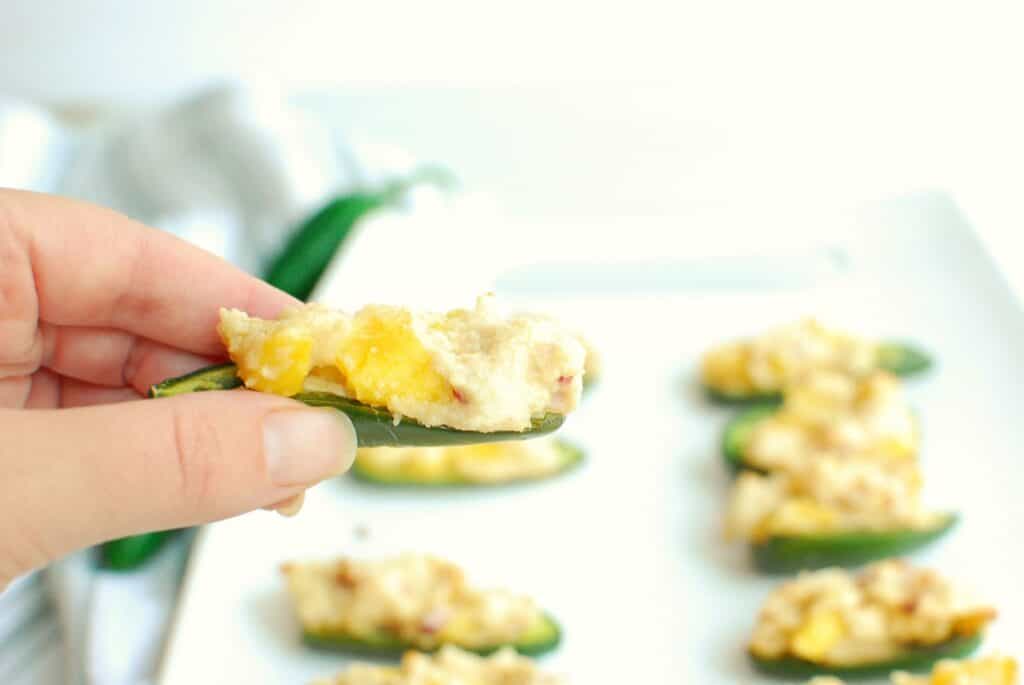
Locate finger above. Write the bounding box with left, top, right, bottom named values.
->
left=5, top=371, right=140, bottom=410
left=0, top=392, right=357, bottom=583
left=24, top=368, right=59, bottom=408
left=59, top=378, right=141, bottom=408
left=0, top=328, right=42, bottom=380
left=0, top=376, right=31, bottom=408
left=1, top=189, right=298, bottom=356
left=40, top=324, right=217, bottom=392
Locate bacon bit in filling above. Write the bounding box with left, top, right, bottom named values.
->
left=420, top=609, right=451, bottom=634
left=334, top=568, right=358, bottom=589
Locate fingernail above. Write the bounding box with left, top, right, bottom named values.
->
left=265, top=492, right=305, bottom=517
left=263, top=408, right=357, bottom=486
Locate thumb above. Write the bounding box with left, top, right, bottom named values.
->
left=0, top=391, right=356, bottom=582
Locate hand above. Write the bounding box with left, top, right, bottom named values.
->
left=0, top=190, right=357, bottom=586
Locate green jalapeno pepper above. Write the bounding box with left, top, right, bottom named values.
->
left=150, top=364, right=565, bottom=447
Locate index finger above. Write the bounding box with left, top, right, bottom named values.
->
left=2, top=189, right=299, bottom=356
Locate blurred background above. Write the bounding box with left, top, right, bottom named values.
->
left=5, top=1, right=1023, bottom=277
left=2, top=2, right=1022, bottom=223
left=2, top=1, right=1023, bottom=683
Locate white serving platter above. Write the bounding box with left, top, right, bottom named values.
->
left=159, top=190, right=1023, bottom=684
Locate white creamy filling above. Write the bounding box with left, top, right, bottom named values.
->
left=703, top=319, right=879, bottom=394
left=750, top=561, right=996, bottom=664
left=745, top=370, right=917, bottom=474
left=221, top=296, right=585, bottom=432
left=283, top=555, right=542, bottom=650
left=397, top=298, right=584, bottom=431
left=727, top=457, right=941, bottom=541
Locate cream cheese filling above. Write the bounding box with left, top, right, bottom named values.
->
left=218, top=295, right=585, bottom=432
left=283, top=554, right=544, bottom=651
left=750, top=561, right=997, bottom=666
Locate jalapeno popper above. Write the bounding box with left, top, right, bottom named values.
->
left=727, top=458, right=955, bottom=572
left=750, top=560, right=996, bottom=679
left=808, top=654, right=1018, bottom=685
left=150, top=296, right=584, bottom=446
left=353, top=438, right=584, bottom=486
left=219, top=295, right=583, bottom=432
left=282, top=554, right=561, bottom=656
left=311, top=645, right=565, bottom=685
left=722, top=370, right=918, bottom=474
left=702, top=319, right=931, bottom=404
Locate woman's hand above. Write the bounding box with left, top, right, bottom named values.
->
left=0, top=190, right=356, bottom=586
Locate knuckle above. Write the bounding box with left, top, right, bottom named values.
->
left=0, top=196, right=43, bottom=378
left=120, top=335, right=146, bottom=388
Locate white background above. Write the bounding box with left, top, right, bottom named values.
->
left=2, top=1, right=1022, bottom=273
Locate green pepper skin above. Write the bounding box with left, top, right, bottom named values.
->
left=721, top=405, right=776, bottom=473
left=705, top=387, right=783, bottom=407
left=149, top=362, right=243, bottom=397
left=704, top=341, right=932, bottom=406
left=150, top=364, right=564, bottom=447
left=264, top=168, right=456, bottom=301
left=301, top=613, right=561, bottom=658
left=296, top=392, right=563, bottom=447
left=749, top=633, right=982, bottom=679
left=752, top=513, right=959, bottom=573
left=876, top=341, right=933, bottom=377
left=263, top=192, right=390, bottom=302
left=100, top=531, right=178, bottom=571
left=351, top=439, right=584, bottom=487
